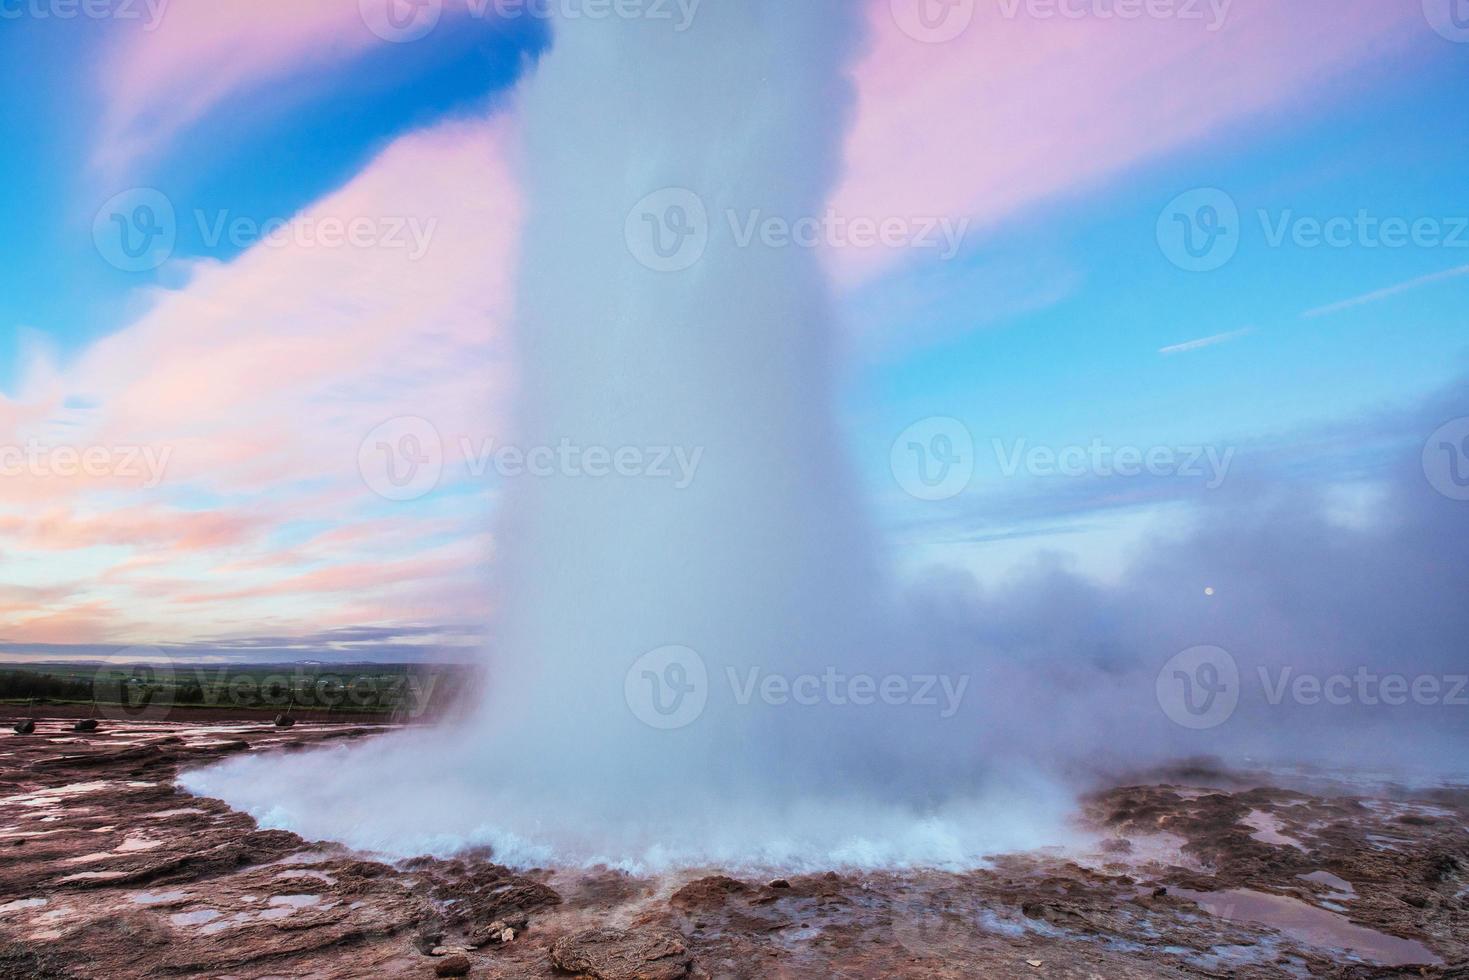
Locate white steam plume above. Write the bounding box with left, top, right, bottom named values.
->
left=181, top=1, right=1072, bottom=870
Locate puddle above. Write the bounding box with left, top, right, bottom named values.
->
left=1072, top=831, right=1203, bottom=874
left=56, top=870, right=128, bottom=883
left=1176, top=889, right=1440, bottom=966
left=774, top=923, right=822, bottom=945
left=0, top=781, right=112, bottom=806
left=1243, top=811, right=1304, bottom=849
left=268, top=850, right=337, bottom=867
left=201, top=912, right=253, bottom=935
left=276, top=869, right=337, bottom=885
left=1364, top=834, right=1411, bottom=851
left=1178, top=939, right=1310, bottom=978
left=1299, top=871, right=1355, bottom=901
left=170, top=908, right=223, bottom=927
left=129, top=889, right=189, bottom=905
left=0, top=898, right=48, bottom=915
left=268, top=894, right=322, bottom=908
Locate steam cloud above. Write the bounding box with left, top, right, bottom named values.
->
left=182, top=4, right=1469, bottom=869
left=183, top=1, right=1072, bottom=870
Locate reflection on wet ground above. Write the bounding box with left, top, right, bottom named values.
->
left=1175, top=887, right=1441, bottom=967
left=0, top=721, right=1464, bottom=977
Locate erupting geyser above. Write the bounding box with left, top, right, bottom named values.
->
left=182, top=0, right=1069, bottom=870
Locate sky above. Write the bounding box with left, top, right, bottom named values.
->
left=1, top=0, right=1467, bottom=662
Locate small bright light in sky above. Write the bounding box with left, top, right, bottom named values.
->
left=1204, top=587, right=1216, bottom=597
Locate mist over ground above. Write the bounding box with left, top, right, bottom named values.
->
left=899, top=372, right=1469, bottom=782
left=181, top=2, right=1469, bottom=871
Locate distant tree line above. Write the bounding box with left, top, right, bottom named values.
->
left=0, top=670, right=94, bottom=702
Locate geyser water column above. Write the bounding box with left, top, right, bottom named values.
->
left=482, top=0, right=885, bottom=797
left=182, top=1, right=1071, bottom=868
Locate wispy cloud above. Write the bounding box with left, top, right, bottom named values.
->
left=1159, top=327, right=1254, bottom=356
left=1300, top=263, right=1469, bottom=319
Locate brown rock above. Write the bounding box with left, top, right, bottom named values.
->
left=669, top=875, right=750, bottom=912
left=471, top=914, right=526, bottom=947
left=433, top=953, right=471, bottom=977
left=549, top=927, right=691, bottom=980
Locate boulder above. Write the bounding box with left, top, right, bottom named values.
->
left=669, top=875, right=750, bottom=912
left=433, top=953, right=471, bottom=977
left=549, top=927, right=691, bottom=980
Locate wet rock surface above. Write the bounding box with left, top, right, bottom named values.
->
left=2, top=721, right=1466, bottom=978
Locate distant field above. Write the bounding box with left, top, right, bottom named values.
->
left=0, top=661, right=475, bottom=721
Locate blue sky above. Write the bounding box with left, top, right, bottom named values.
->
left=0, top=0, right=1465, bottom=655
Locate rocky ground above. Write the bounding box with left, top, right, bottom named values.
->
left=1, top=718, right=1466, bottom=979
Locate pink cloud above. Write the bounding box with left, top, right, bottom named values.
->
left=833, top=0, right=1426, bottom=283
left=17, top=2, right=1434, bottom=650
left=0, top=507, right=267, bottom=553
left=96, top=0, right=382, bottom=170
left=3, top=111, right=520, bottom=644
left=94, top=0, right=524, bottom=170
